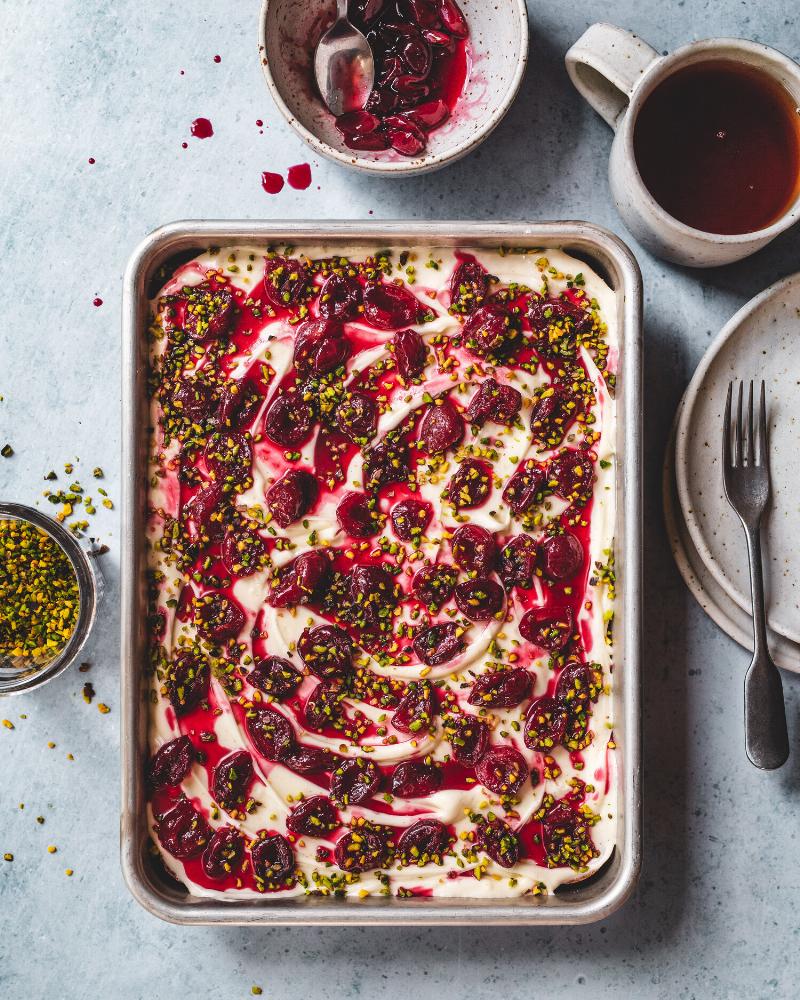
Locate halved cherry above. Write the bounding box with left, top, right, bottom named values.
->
left=412, top=564, right=457, bottom=609
left=286, top=795, right=339, bottom=837
left=263, top=256, right=309, bottom=308
left=182, top=282, right=236, bottom=340
left=468, top=668, right=531, bottom=708
left=348, top=564, right=400, bottom=629
left=436, top=0, right=468, bottom=37
left=336, top=391, right=379, bottom=443
left=281, top=744, right=338, bottom=775
left=528, top=295, right=592, bottom=358
left=530, top=384, right=579, bottom=448
left=330, top=757, right=382, bottom=807
left=465, top=378, right=522, bottom=426
left=158, top=799, right=211, bottom=859
left=263, top=392, right=315, bottom=448
left=217, top=378, right=263, bottom=430
left=212, top=750, right=254, bottom=812
left=475, top=746, right=529, bottom=796
left=266, top=468, right=319, bottom=528
left=251, top=833, right=296, bottom=887
left=548, top=449, right=595, bottom=508
left=413, top=622, right=465, bottom=666
left=446, top=714, right=489, bottom=766
left=147, top=735, right=193, bottom=789
left=249, top=656, right=303, bottom=701
left=477, top=817, right=520, bottom=868
left=498, top=534, right=538, bottom=590
left=304, top=681, right=346, bottom=730
left=519, top=606, right=574, bottom=652
left=454, top=578, right=505, bottom=622
left=451, top=523, right=496, bottom=575
left=392, top=328, right=427, bottom=380
left=194, top=592, right=245, bottom=642
left=391, top=759, right=442, bottom=797
left=182, top=484, right=223, bottom=538
left=523, top=696, right=569, bottom=751
left=293, top=318, right=350, bottom=375
left=336, top=491, right=383, bottom=538
left=245, top=706, right=295, bottom=760
left=343, top=131, right=392, bottom=152
left=398, top=0, right=441, bottom=29
left=392, top=680, right=437, bottom=734
left=555, top=662, right=602, bottom=711
left=221, top=525, right=267, bottom=577
left=418, top=397, right=464, bottom=454
left=318, top=273, right=363, bottom=321
left=363, top=436, right=410, bottom=490
left=448, top=458, right=492, bottom=508
left=298, top=624, right=353, bottom=680
left=539, top=532, right=584, bottom=582
left=172, top=378, right=215, bottom=423
left=202, top=826, right=245, bottom=880
left=450, top=257, right=488, bottom=315
left=503, top=460, right=547, bottom=515
left=268, top=550, right=331, bottom=609
left=334, top=827, right=387, bottom=872
left=335, top=110, right=381, bottom=139
left=405, top=99, right=449, bottom=130
left=204, top=431, right=252, bottom=485
left=363, top=280, right=422, bottom=329
left=397, top=818, right=451, bottom=865
left=462, top=303, right=517, bottom=357
left=385, top=115, right=427, bottom=156
left=390, top=498, right=432, bottom=542
left=165, top=651, right=208, bottom=715
left=541, top=800, right=597, bottom=868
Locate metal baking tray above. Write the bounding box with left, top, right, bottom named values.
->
left=121, top=220, right=642, bottom=925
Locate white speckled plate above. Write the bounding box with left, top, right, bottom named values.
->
left=664, top=404, right=800, bottom=672
left=675, top=272, right=800, bottom=645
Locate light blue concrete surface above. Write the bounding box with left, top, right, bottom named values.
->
left=2, top=2, right=800, bottom=997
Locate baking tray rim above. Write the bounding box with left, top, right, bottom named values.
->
left=121, top=219, right=642, bottom=926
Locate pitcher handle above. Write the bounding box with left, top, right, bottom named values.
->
left=565, top=23, right=661, bottom=130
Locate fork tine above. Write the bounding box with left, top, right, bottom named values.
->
left=723, top=381, right=733, bottom=470
left=746, top=381, right=755, bottom=466
left=758, top=379, right=768, bottom=467
left=735, top=381, right=744, bottom=468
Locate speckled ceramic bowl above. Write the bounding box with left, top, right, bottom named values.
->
left=258, top=0, right=529, bottom=175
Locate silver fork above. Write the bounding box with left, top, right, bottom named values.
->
left=722, top=380, right=789, bottom=770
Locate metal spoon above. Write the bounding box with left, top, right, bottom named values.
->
left=314, top=0, right=375, bottom=117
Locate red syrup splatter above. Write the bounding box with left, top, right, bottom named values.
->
left=261, top=171, right=284, bottom=194
left=287, top=163, right=312, bottom=190
left=87, top=157, right=95, bottom=165
left=93, top=297, right=103, bottom=307
left=181, top=142, right=188, bottom=149
left=213, top=55, right=221, bottom=63
left=190, top=117, right=214, bottom=139
left=256, top=119, right=263, bottom=127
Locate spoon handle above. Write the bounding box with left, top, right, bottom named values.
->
left=337, top=0, right=349, bottom=19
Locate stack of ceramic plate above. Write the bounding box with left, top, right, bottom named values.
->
left=663, top=271, right=800, bottom=672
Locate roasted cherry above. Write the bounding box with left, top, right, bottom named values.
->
left=475, top=746, right=529, bottom=796
left=392, top=680, right=437, bottom=734
left=519, top=606, right=574, bottom=652
left=549, top=449, right=595, bottom=508
left=451, top=524, right=496, bottom=575
left=217, top=378, right=263, bottom=430
left=182, top=282, right=236, bottom=340
left=437, top=0, right=468, bottom=37
left=391, top=759, right=443, bottom=797
left=298, top=624, right=353, bottom=680
left=286, top=795, right=339, bottom=837
left=465, top=377, right=522, bottom=426
left=412, top=564, right=457, bottom=608
left=528, top=295, right=592, bottom=358
left=413, top=622, right=465, bottom=666
left=363, top=436, right=410, bottom=491
left=446, top=714, right=489, bottom=766
left=263, top=256, right=309, bottom=308
left=194, top=592, right=245, bottom=642
left=263, top=393, right=315, bottom=448
left=468, top=668, right=531, bottom=708
left=147, top=735, right=194, bottom=789
left=337, top=491, right=383, bottom=538
left=539, top=532, right=584, bottom=582
left=334, top=827, right=387, bottom=872
left=182, top=484, right=223, bottom=537
left=498, top=534, right=538, bottom=590
left=204, top=431, right=252, bottom=485
left=555, top=662, right=602, bottom=712
left=392, top=328, right=427, bottom=380
left=448, top=458, right=492, bottom=508
left=172, top=378, right=214, bottom=423
left=530, top=384, right=579, bottom=448
left=330, top=757, right=382, bottom=806
left=450, top=257, right=488, bottom=314
left=390, top=498, right=432, bottom=542
left=165, top=651, right=208, bottom=715
left=281, top=744, right=338, bottom=775
left=418, top=397, right=464, bottom=454
left=249, top=656, right=304, bottom=701
left=246, top=706, right=295, bottom=760
left=202, top=826, right=245, bottom=880
left=477, top=817, right=520, bottom=868
left=266, top=469, right=319, bottom=528
left=363, top=281, right=421, bottom=329
left=269, top=550, right=331, bottom=608
left=454, top=577, right=505, bottom=622
left=523, top=696, right=569, bottom=751
left=503, top=461, right=547, bottom=515
left=397, top=819, right=451, bottom=864
left=304, top=682, right=346, bottom=730
left=318, top=272, right=363, bottom=321
left=212, top=750, right=254, bottom=812
left=221, top=525, right=267, bottom=577
left=293, top=318, right=350, bottom=375
left=251, top=833, right=296, bottom=887
left=336, top=391, right=379, bottom=443
left=462, top=303, right=517, bottom=357
left=157, top=799, right=211, bottom=859
left=348, top=564, right=399, bottom=628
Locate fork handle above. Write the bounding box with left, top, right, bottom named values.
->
left=743, top=524, right=789, bottom=770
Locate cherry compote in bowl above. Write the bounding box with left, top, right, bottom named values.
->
left=259, top=0, right=529, bottom=174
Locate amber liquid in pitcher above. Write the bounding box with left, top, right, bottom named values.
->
left=633, top=60, right=800, bottom=235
